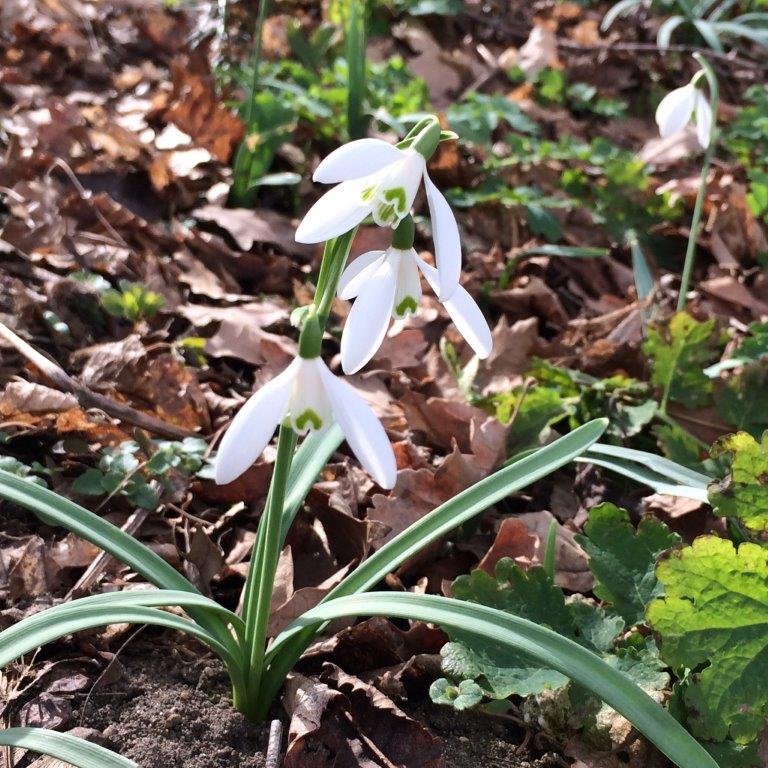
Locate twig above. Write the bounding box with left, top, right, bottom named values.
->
left=47, top=158, right=130, bottom=249
left=265, top=719, right=284, bottom=768
left=0, top=321, right=194, bottom=440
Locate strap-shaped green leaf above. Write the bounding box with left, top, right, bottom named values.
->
left=585, top=444, right=712, bottom=487
left=295, top=592, right=719, bottom=768
left=0, top=598, right=238, bottom=670
left=258, top=420, right=607, bottom=713
left=0, top=728, right=138, bottom=768
left=577, top=455, right=709, bottom=501
left=280, top=424, right=344, bottom=541
left=0, top=470, right=228, bottom=642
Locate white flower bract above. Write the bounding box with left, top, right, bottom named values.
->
left=655, top=81, right=713, bottom=149
left=214, top=356, right=397, bottom=489
left=338, top=246, right=493, bottom=375
left=295, top=138, right=461, bottom=300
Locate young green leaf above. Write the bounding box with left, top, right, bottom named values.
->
left=575, top=503, right=680, bottom=625
left=644, top=312, right=722, bottom=409
left=429, top=678, right=485, bottom=710
left=648, top=537, right=768, bottom=743
left=439, top=562, right=624, bottom=701
left=708, top=431, right=768, bottom=532
left=714, top=360, right=768, bottom=438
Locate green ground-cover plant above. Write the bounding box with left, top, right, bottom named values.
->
left=71, top=437, right=210, bottom=511
left=431, top=488, right=767, bottom=765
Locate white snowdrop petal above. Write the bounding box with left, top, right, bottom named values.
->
left=338, top=250, right=387, bottom=300
left=371, top=152, right=425, bottom=228
left=417, top=256, right=492, bottom=358
left=341, top=259, right=398, bottom=374
left=443, top=285, right=493, bottom=359
left=214, top=360, right=299, bottom=485
left=313, top=139, right=406, bottom=183
left=295, top=178, right=374, bottom=243
left=392, top=248, right=422, bottom=318
left=319, top=365, right=397, bottom=489
left=424, top=172, right=461, bottom=301
left=695, top=91, right=713, bottom=149
left=655, top=84, right=695, bottom=138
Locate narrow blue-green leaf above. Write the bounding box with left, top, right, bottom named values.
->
left=657, top=15, right=687, bottom=47
left=257, top=420, right=608, bottom=712
left=576, top=455, right=709, bottom=501
left=585, top=444, right=712, bottom=487
left=0, top=470, right=199, bottom=594
left=601, top=0, right=643, bottom=29
left=0, top=601, right=237, bottom=670
left=280, top=424, right=344, bottom=541
left=520, top=245, right=609, bottom=259
left=0, top=728, right=137, bottom=768
left=24, top=589, right=244, bottom=632
left=0, top=470, right=229, bottom=643
left=294, top=593, right=719, bottom=768
left=692, top=18, right=725, bottom=49
left=323, top=419, right=605, bottom=599
left=629, top=237, right=654, bottom=303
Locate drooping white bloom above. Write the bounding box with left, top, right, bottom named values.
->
left=295, top=138, right=461, bottom=300
left=655, top=81, right=713, bottom=149
left=338, top=246, right=493, bottom=375
left=215, top=356, right=397, bottom=489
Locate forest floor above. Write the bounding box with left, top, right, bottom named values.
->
left=1, top=0, right=768, bottom=766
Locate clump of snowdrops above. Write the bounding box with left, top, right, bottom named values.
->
left=0, top=118, right=718, bottom=768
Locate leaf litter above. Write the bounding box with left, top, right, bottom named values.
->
left=1, top=0, right=768, bottom=766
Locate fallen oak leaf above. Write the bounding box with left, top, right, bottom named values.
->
left=192, top=204, right=314, bottom=258
left=178, top=302, right=296, bottom=368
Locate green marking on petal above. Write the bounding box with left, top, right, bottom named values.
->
left=361, top=185, right=376, bottom=202
left=395, top=296, right=418, bottom=317
left=383, top=186, right=407, bottom=214
left=294, top=408, right=323, bottom=431
left=375, top=203, right=398, bottom=225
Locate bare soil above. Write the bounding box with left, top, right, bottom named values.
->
left=76, top=643, right=561, bottom=768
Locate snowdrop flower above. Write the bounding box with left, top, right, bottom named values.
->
left=215, top=356, right=396, bottom=489
left=295, top=136, right=461, bottom=300
left=655, top=78, right=713, bottom=149
left=338, top=244, right=493, bottom=374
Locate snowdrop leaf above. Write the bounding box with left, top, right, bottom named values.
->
left=648, top=537, right=768, bottom=743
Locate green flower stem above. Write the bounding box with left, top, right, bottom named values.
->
left=244, top=0, right=270, bottom=129
left=316, top=229, right=357, bottom=325
left=677, top=54, right=719, bottom=313
left=241, top=425, right=297, bottom=718
left=238, top=229, right=357, bottom=718
left=543, top=519, right=558, bottom=580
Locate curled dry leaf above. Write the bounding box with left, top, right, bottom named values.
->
left=283, top=665, right=444, bottom=768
